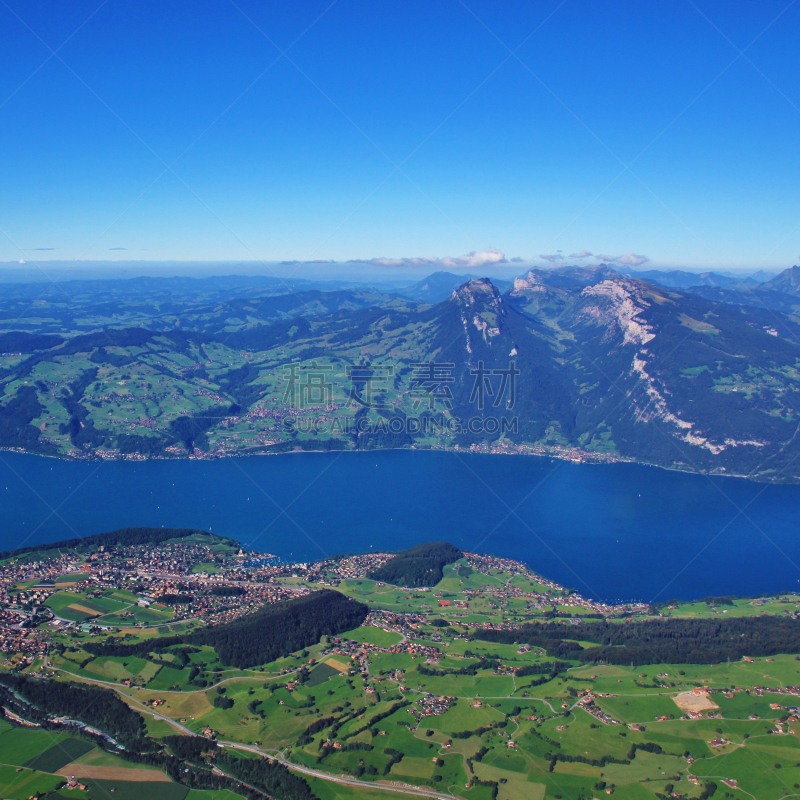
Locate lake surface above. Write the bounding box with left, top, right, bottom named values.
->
left=0, top=449, right=798, bottom=603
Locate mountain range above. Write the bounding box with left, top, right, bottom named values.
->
left=2, top=265, right=800, bottom=480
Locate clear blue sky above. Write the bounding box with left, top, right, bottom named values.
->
left=1, top=0, right=798, bottom=272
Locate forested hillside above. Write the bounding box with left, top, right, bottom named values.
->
left=87, top=589, right=369, bottom=668
left=0, top=526, right=226, bottom=559
left=369, top=542, right=463, bottom=587
left=2, top=266, right=800, bottom=480
left=0, top=674, right=148, bottom=746
left=475, top=615, right=800, bottom=665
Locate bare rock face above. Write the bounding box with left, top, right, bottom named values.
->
left=511, top=272, right=547, bottom=295
left=579, top=278, right=656, bottom=346
left=451, top=279, right=505, bottom=346
left=451, top=277, right=502, bottom=305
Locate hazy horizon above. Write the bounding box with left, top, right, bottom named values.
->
left=2, top=2, right=798, bottom=272
left=0, top=257, right=785, bottom=285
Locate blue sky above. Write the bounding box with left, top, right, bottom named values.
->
left=0, top=0, right=798, bottom=273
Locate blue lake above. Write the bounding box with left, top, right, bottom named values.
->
left=0, top=449, right=798, bottom=603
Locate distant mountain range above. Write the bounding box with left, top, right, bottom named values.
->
left=397, top=271, right=512, bottom=302
left=615, top=266, right=760, bottom=290
left=2, top=265, right=800, bottom=480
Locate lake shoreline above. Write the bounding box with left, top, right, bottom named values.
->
left=0, top=448, right=797, bottom=602
left=0, top=440, right=769, bottom=485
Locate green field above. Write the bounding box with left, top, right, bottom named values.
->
left=85, top=779, right=188, bottom=800
left=340, top=625, right=404, bottom=648
left=305, top=662, right=341, bottom=687
left=0, top=720, right=72, bottom=767
left=8, top=536, right=800, bottom=800
left=0, top=764, right=63, bottom=799
left=24, top=737, right=95, bottom=772
left=45, top=587, right=175, bottom=626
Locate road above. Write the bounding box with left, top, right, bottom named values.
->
left=42, top=657, right=457, bottom=800
left=223, top=743, right=460, bottom=800
left=46, top=570, right=307, bottom=630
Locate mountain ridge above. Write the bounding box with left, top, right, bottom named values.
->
left=2, top=267, right=800, bottom=480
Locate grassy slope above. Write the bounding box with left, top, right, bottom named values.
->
left=12, top=557, right=800, bottom=799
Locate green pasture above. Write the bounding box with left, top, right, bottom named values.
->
left=0, top=764, right=63, bottom=799
left=305, top=662, right=340, bottom=687
left=661, top=594, right=800, bottom=620
left=71, top=748, right=158, bottom=771
left=473, top=760, right=546, bottom=800
left=73, top=654, right=162, bottom=685
left=11, top=534, right=800, bottom=800
left=302, top=775, right=426, bottom=800
left=192, top=562, right=221, bottom=574
left=339, top=625, right=403, bottom=648
left=404, top=665, right=516, bottom=699
left=595, top=693, right=684, bottom=724
left=0, top=721, right=72, bottom=767
left=45, top=589, right=132, bottom=621
left=24, top=737, right=95, bottom=772
left=85, top=779, right=188, bottom=800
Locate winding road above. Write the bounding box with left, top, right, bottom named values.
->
left=43, top=656, right=458, bottom=800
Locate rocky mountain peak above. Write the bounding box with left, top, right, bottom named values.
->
left=449, top=278, right=506, bottom=349
left=579, top=275, right=655, bottom=346
left=558, top=265, right=620, bottom=284
left=511, top=270, right=547, bottom=295
left=451, top=277, right=501, bottom=303
left=764, top=265, right=800, bottom=295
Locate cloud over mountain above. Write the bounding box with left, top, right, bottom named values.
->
left=596, top=253, right=649, bottom=267
left=615, top=253, right=649, bottom=267
left=535, top=249, right=647, bottom=267
left=354, top=248, right=507, bottom=269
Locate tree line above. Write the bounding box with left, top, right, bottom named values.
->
left=86, top=590, right=368, bottom=668
left=0, top=673, right=148, bottom=748
left=0, top=675, right=320, bottom=799
left=0, top=526, right=227, bottom=559
left=474, top=616, right=800, bottom=665
left=368, top=541, right=463, bottom=587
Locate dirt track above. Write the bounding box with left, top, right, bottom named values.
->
left=672, top=690, right=719, bottom=713
left=67, top=603, right=102, bottom=616
left=56, top=765, right=171, bottom=782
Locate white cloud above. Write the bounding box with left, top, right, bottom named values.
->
left=367, top=257, right=407, bottom=267
left=539, top=253, right=564, bottom=263
left=614, top=253, right=649, bottom=267
left=448, top=248, right=507, bottom=268
left=354, top=248, right=507, bottom=269
left=569, top=250, right=593, bottom=258
left=594, top=252, right=649, bottom=267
